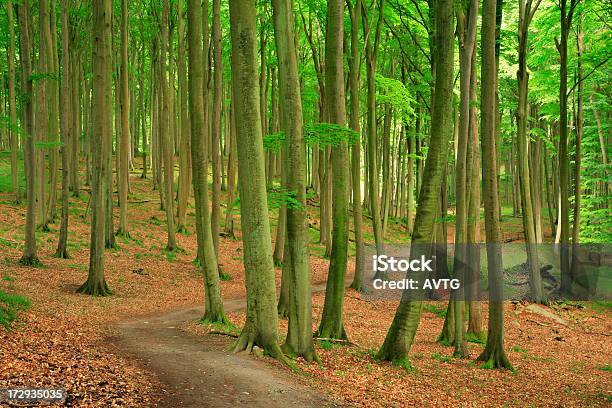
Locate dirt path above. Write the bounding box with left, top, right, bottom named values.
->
left=111, top=284, right=341, bottom=408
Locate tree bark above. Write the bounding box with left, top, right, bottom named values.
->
left=557, top=0, right=578, bottom=294
left=211, top=0, right=223, bottom=258
left=187, top=0, right=227, bottom=323
left=7, top=1, right=20, bottom=203
left=117, top=0, right=130, bottom=236
left=56, top=0, right=72, bottom=259
left=17, top=1, right=39, bottom=266
left=161, top=0, right=177, bottom=250
left=77, top=0, right=112, bottom=295
left=229, top=0, right=284, bottom=359
left=271, top=0, right=318, bottom=361
left=377, top=0, right=454, bottom=367
left=348, top=0, right=364, bottom=292
left=176, top=0, right=192, bottom=232
left=476, top=0, right=512, bottom=369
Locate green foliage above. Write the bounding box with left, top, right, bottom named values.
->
left=375, top=74, right=416, bottom=121
left=231, top=187, right=304, bottom=212
left=598, top=364, right=612, bottom=372
left=0, top=289, right=31, bottom=330
left=431, top=352, right=453, bottom=363
left=263, top=131, right=286, bottom=152
left=423, top=303, right=447, bottom=318
left=304, top=123, right=359, bottom=148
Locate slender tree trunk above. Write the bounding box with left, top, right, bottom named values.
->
left=117, top=0, right=130, bottom=236
left=348, top=0, right=364, bottom=292
left=451, top=0, right=478, bottom=358
left=229, top=0, right=284, bottom=359
left=7, top=1, right=20, bottom=203
left=161, top=0, right=176, bottom=250
left=223, top=102, right=238, bottom=238
left=271, top=0, right=318, bottom=361
left=211, top=0, right=222, bottom=258
left=56, top=0, right=72, bottom=259
left=17, top=1, right=39, bottom=266
left=570, top=14, right=583, bottom=288
left=377, top=0, right=454, bottom=367
left=476, top=0, right=512, bottom=369
left=78, top=0, right=112, bottom=295
left=362, top=0, right=385, bottom=257
left=557, top=0, right=578, bottom=294
left=466, top=43, right=484, bottom=340
left=177, top=0, right=192, bottom=232
left=46, top=1, right=60, bottom=224
left=315, top=0, right=350, bottom=341
left=517, top=0, right=544, bottom=303
left=187, top=0, right=227, bottom=323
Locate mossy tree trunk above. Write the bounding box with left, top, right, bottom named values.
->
left=556, top=0, right=578, bottom=295
left=211, top=0, right=223, bottom=258
left=362, top=0, right=385, bottom=258
left=271, top=0, right=319, bottom=362
left=348, top=0, right=364, bottom=292
left=315, top=0, right=350, bottom=341
left=186, top=0, right=227, bottom=323
left=377, top=0, right=454, bottom=367
left=17, top=1, right=39, bottom=266
left=517, top=0, right=544, bottom=303
left=77, top=0, right=113, bottom=296
left=229, top=0, right=284, bottom=359
left=7, top=1, right=20, bottom=203
left=476, top=0, right=512, bottom=370
left=160, top=0, right=176, bottom=251
left=176, top=0, right=191, bottom=233
left=56, top=0, right=72, bottom=259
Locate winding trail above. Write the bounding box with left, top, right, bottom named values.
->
left=111, top=283, right=341, bottom=407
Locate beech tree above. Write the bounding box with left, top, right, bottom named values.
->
left=77, top=0, right=112, bottom=296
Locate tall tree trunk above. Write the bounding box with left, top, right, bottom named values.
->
left=315, top=0, right=350, bottom=341
left=46, top=0, right=60, bottom=224
left=556, top=0, right=578, bottom=294
left=211, top=0, right=223, bottom=258
left=177, top=0, right=192, bottom=232
left=7, top=1, right=20, bottom=203
left=362, top=0, right=385, bottom=257
left=229, top=0, right=283, bottom=359
left=517, top=0, right=544, bottom=303
left=271, top=0, right=318, bottom=361
left=187, top=0, right=227, bottom=323
left=451, top=0, right=478, bottom=358
left=17, top=1, right=39, bottom=266
left=466, top=43, right=484, bottom=340
left=56, top=0, right=72, bottom=259
left=117, top=0, right=130, bottom=236
left=161, top=0, right=177, bottom=250
left=77, top=0, right=112, bottom=295
left=570, top=14, right=583, bottom=288
left=377, top=0, right=454, bottom=367
left=223, top=102, right=238, bottom=238
left=348, top=0, right=364, bottom=292
left=476, top=0, right=512, bottom=370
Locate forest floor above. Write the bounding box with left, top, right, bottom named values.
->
left=0, top=157, right=610, bottom=407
